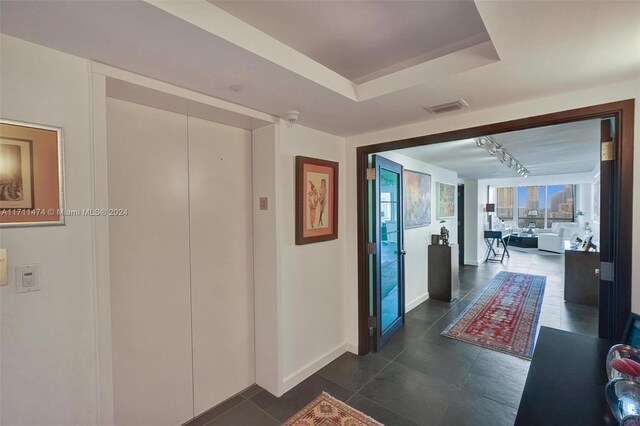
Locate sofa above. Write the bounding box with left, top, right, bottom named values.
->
left=537, top=222, right=582, bottom=253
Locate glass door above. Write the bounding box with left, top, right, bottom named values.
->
left=372, top=155, right=405, bottom=350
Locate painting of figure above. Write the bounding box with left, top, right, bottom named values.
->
left=296, top=156, right=339, bottom=244
left=0, top=138, right=33, bottom=209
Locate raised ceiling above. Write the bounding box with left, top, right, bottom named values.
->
left=396, top=119, right=601, bottom=179
left=1, top=1, right=639, bottom=136
left=211, top=0, right=490, bottom=83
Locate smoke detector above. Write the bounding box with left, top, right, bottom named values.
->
left=283, top=111, right=300, bottom=124
left=424, top=99, right=469, bottom=115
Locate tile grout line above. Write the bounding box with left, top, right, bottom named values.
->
left=243, top=396, right=283, bottom=425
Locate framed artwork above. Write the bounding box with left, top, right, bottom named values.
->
left=623, top=313, right=640, bottom=349
left=295, top=156, right=338, bottom=245
left=436, top=182, right=455, bottom=219
left=0, top=119, right=65, bottom=227
left=403, top=170, right=431, bottom=229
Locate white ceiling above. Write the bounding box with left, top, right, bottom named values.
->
left=396, top=119, right=601, bottom=179
left=211, top=0, right=490, bottom=83
left=1, top=1, right=639, bottom=137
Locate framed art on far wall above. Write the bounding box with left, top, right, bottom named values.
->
left=0, top=119, right=65, bottom=227
left=436, top=182, right=455, bottom=219
left=403, top=169, right=431, bottom=229
left=295, top=156, right=338, bottom=245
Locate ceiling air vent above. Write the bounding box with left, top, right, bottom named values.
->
left=424, top=99, right=469, bottom=115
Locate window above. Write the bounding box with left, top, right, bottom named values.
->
left=496, top=187, right=514, bottom=220
left=512, top=184, right=576, bottom=228
left=518, top=186, right=545, bottom=228
left=546, top=185, right=574, bottom=226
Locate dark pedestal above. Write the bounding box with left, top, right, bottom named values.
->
left=428, top=244, right=459, bottom=302
left=515, top=327, right=616, bottom=426
left=565, top=249, right=600, bottom=306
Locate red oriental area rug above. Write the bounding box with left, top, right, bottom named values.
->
left=442, top=271, right=546, bottom=359
left=283, top=392, right=383, bottom=426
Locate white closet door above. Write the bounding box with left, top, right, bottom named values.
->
left=107, top=98, right=193, bottom=426
left=188, top=117, right=255, bottom=415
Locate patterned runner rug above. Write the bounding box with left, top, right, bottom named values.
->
left=442, top=271, right=546, bottom=359
left=283, top=392, right=383, bottom=426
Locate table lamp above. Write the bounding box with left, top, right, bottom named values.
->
left=486, top=203, right=496, bottom=230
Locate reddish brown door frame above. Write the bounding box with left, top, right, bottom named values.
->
left=357, top=99, right=635, bottom=355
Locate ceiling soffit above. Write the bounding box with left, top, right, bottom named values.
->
left=147, top=0, right=500, bottom=102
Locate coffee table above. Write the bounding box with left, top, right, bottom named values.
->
left=508, top=233, right=539, bottom=248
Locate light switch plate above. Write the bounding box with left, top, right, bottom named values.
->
left=0, top=249, right=7, bottom=286
left=259, top=197, right=269, bottom=211
left=16, top=264, right=40, bottom=293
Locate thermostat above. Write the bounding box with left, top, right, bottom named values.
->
left=16, top=264, right=40, bottom=293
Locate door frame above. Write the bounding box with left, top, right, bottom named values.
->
left=356, top=99, right=634, bottom=355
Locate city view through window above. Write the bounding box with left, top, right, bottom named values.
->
left=496, top=185, right=575, bottom=228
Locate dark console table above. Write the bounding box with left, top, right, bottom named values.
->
left=515, top=327, right=616, bottom=426
left=564, top=241, right=600, bottom=306
left=484, top=230, right=511, bottom=263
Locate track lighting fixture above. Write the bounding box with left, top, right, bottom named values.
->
left=474, top=136, right=530, bottom=177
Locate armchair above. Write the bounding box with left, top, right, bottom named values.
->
left=538, top=223, right=581, bottom=253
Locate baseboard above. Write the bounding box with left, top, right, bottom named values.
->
left=281, top=343, right=347, bottom=394
left=406, top=293, right=429, bottom=312
left=465, top=260, right=480, bottom=266
left=346, top=343, right=359, bottom=354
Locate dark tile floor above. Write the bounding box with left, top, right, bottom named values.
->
left=185, top=250, right=598, bottom=426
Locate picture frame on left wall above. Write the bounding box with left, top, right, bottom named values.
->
left=295, top=155, right=339, bottom=245
left=0, top=119, right=65, bottom=227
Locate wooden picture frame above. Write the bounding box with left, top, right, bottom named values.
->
left=436, top=182, right=455, bottom=219
left=623, top=313, right=640, bottom=348
left=295, top=156, right=338, bottom=245
left=403, top=169, right=431, bottom=229
left=0, top=119, right=65, bottom=227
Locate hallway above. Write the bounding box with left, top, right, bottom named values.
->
left=186, top=250, right=598, bottom=426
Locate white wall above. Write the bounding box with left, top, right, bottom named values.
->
left=345, top=78, right=640, bottom=348
left=252, top=124, right=282, bottom=396
left=462, top=179, right=479, bottom=265
left=277, top=123, right=348, bottom=392
left=0, top=36, right=98, bottom=425
left=378, top=152, right=458, bottom=310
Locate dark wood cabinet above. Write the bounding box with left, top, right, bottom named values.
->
left=428, top=244, right=459, bottom=302
left=564, top=247, right=599, bottom=306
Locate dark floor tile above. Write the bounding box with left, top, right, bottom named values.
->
left=250, top=374, right=353, bottom=422
left=183, top=394, right=245, bottom=426
left=406, top=304, right=449, bottom=323
left=394, top=337, right=481, bottom=386
left=317, top=352, right=389, bottom=392
left=346, top=393, right=418, bottom=426
left=206, top=400, right=278, bottom=426
left=359, top=362, right=458, bottom=425
left=373, top=325, right=421, bottom=360
left=463, top=350, right=529, bottom=409
left=438, top=389, right=517, bottom=426
left=562, top=318, right=598, bottom=337
left=240, top=384, right=263, bottom=399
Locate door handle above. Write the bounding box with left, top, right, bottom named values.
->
left=400, top=250, right=407, bottom=255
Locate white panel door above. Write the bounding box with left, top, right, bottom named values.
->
left=188, top=117, right=255, bottom=415
left=107, top=98, right=194, bottom=426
